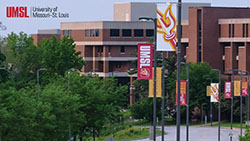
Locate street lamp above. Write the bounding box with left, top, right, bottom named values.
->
left=212, top=69, right=221, bottom=141
left=226, top=68, right=235, bottom=141
left=242, top=70, right=249, bottom=125
left=139, top=16, right=157, bottom=141
left=206, top=78, right=213, bottom=126
left=0, top=22, right=7, bottom=31
left=181, top=62, right=189, bottom=141
left=36, top=68, right=47, bottom=101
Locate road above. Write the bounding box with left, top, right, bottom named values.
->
left=135, top=126, right=244, bottom=141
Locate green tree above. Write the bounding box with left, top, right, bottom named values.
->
left=38, top=36, right=85, bottom=77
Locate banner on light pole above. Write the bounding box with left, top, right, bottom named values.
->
left=156, top=3, right=177, bottom=51
left=206, top=86, right=211, bottom=96
left=176, top=80, right=187, bottom=106
left=210, top=83, right=219, bottom=102
left=224, top=81, right=232, bottom=99
left=242, top=81, right=248, bottom=96
left=137, top=43, right=153, bottom=80
left=234, top=81, right=241, bottom=96
left=149, top=67, right=162, bottom=97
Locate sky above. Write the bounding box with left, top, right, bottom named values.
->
left=1, top=0, right=250, bottom=37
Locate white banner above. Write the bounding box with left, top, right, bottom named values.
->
left=156, top=3, right=177, bottom=51
left=210, top=83, right=219, bottom=102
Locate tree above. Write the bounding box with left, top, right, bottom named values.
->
left=38, top=36, right=85, bottom=77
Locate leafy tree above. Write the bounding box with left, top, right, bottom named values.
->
left=38, top=36, right=85, bottom=77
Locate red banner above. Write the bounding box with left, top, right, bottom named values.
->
left=176, top=80, right=187, bottom=106
left=137, top=43, right=153, bottom=80
left=242, top=81, right=248, bottom=96
left=224, top=81, right=232, bottom=99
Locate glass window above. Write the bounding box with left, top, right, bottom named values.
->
left=110, top=29, right=120, bottom=37
left=120, top=46, right=125, bottom=53
left=85, top=29, right=90, bottom=37
left=68, top=30, right=72, bottom=37
left=134, top=29, right=144, bottom=37
left=63, top=30, right=68, bottom=36
left=95, top=29, right=99, bottom=37
left=146, top=29, right=154, bottom=37
left=122, top=29, right=132, bottom=37
left=90, top=29, right=95, bottom=37
left=98, top=46, right=103, bottom=53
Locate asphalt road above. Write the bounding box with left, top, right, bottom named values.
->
left=136, top=126, right=244, bottom=141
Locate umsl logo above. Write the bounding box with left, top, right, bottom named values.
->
left=6, top=7, right=29, bottom=18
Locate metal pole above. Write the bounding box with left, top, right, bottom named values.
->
left=161, top=52, right=165, bottom=141
left=176, top=1, right=182, bottom=140
left=218, top=70, right=221, bottom=141
left=186, top=63, right=189, bottom=141
left=231, top=70, right=234, bottom=141
left=201, top=104, right=203, bottom=124
left=208, top=78, right=213, bottom=126
left=153, top=18, right=157, bottom=141
left=240, top=71, right=243, bottom=137
left=212, top=69, right=221, bottom=141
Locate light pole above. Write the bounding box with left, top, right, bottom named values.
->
left=176, top=1, right=182, bottom=140
left=242, top=70, right=249, bottom=125
left=139, top=17, right=157, bottom=141
left=201, top=103, right=206, bottom=124
left=212, top=69, right=221, bottom=141
left=161, top=52, right=166, bottom=141
left=36, top=68, right=47, bottom=101
left=226, top=68, right=235, bottom=141
left=181, top=62, right=189, bottom=141
left=207, top=78, right=213, bottom=126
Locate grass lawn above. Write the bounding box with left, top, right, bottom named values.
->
left=212, top=122, right=247, bottom=129
left=87, top=127, right=162, bottom=141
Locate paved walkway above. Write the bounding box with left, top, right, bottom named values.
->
left=134, top=126, right=244, bottom=141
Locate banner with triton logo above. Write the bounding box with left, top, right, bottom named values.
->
left=242, top=81, right=248, bottom=96
left=156, top=3, right=177, bottom=51
left=137, top=43, right=153, bottom=80
left=210, top=83, right=219, bottom=102
left=224, top=81, right=232, bottom=99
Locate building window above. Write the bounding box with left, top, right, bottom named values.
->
left=120, top=46, right=125, bottom=54
left=63, top=30, right=72, bottom=37
left=98, top=46, right=103, bottom=53
left=229, top=24, right=231, bottom=37
left=116, top=64, right=121, bottom=68
left=232, top=24, right=234, bottom=37
left=85, top=29, right=90, bottom=37
left=146, top=29, right=154, bottom=37
left=134, top=29, right=144, bottom=37
left=219, top=25, right=221, bottom=37
left=247, top=24, right=249, bottom=37
left=243, top=24, right=245, bottom=37
left=122, top=29, right=132, bottom=37
left=108, top=46, right=111, bottom=53
left=110, top=29, right=120, bottom=37
left=95, top=29, right=99, bottom=37
left=90, top=29, right=95, bottom=37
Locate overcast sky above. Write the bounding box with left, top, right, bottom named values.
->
left=0, top=0, right=250, bottom=37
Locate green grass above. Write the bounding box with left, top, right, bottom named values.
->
left=86, top=127, right=161, bottom=141
left=212, top=122, right=247, bottom=129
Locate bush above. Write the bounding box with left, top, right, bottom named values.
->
left=240, top=128, right=250, bottom=141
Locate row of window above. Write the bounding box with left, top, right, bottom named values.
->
left=110, top=29, right=154, bottom=37
left=85, top=29, right=99, bottom=37
left=219, top=24, right=249, bottom=37
left=97, top=46, right=125, bottom=54
left=63, top=29, right=154, bottom=38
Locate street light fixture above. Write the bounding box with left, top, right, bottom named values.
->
left=241, top=70, right=249, bottom=125
left=212, top=69, right=221, bottom=141
left=181, top=62, right=189, bottom=141
left=37, top=68, right=47, bottom=101
left=139, top=16, right=157, bottom=141
left=206, top=78, right=213, bottom=126
left=0, top=22, right=7, bottom=31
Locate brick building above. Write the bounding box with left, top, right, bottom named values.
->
left=31, top=29, right=61, bottom=45
left=32, top=3, right=250, bottom=104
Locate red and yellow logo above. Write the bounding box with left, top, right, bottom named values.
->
left=157, top=4, right=177, bottom=51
